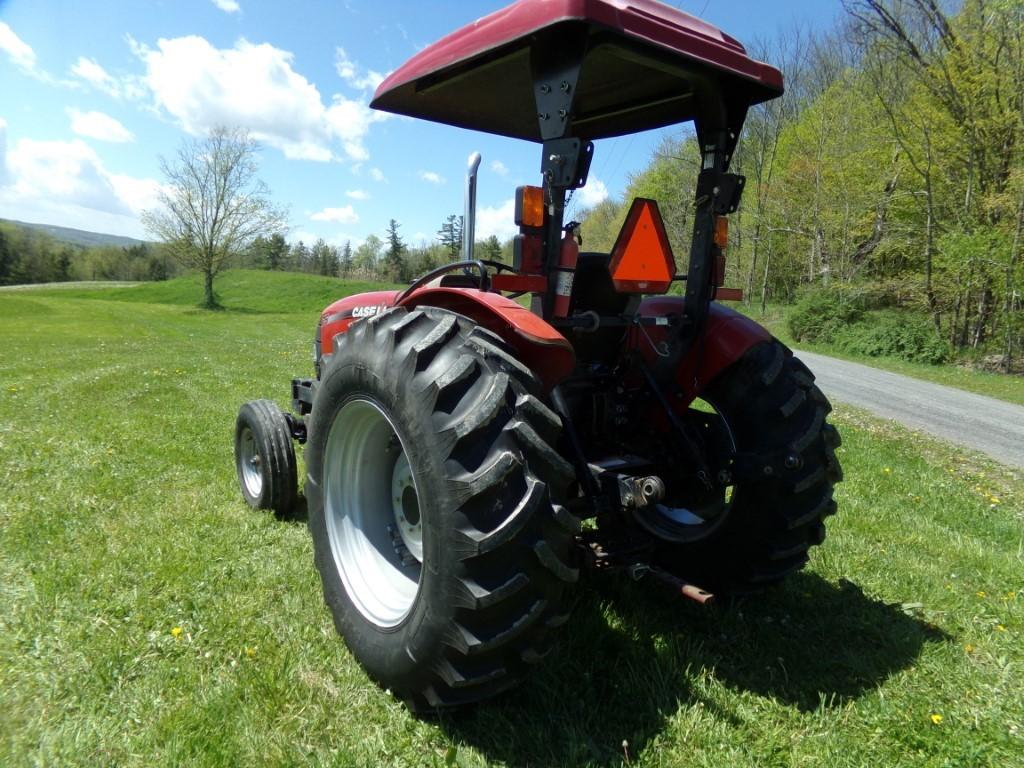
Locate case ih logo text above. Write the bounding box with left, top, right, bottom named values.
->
left=352, top=304, right=386, bottom=319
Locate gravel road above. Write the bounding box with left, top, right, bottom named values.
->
left=795, top=349, right=1024, bottom=468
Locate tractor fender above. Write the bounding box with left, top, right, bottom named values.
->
left=628, top=297, right=773, bottom=404
left=318, top=290, right=401, bottom=360
left=399, top=287, right=575, bottom=391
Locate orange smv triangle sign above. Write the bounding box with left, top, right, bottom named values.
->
left=608, top=198, right=676, bottom=293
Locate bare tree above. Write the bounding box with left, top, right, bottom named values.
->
left=143, top=127, right=287, bottom=308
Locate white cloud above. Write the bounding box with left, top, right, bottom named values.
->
left=0, top=22, right=78, bottom=87
left=107, top=173, right=163, bottom=215
left=335, top=47, right=385, bottom=92
left=346, top=189, right=369, bottom=200
left=71, top=58, right=115, bottom=92
left=69, top=57, right=145, bottom=100
left=292, top=229, right=361, bottom=249
left=310, top=205, right=359, bottom=224
left=211, top=0, right=241, bottom=13
left=419, top=170, right=445, bottom=185
left=6, top=138, right=128, bottom=214
left=370, top=167, right=387, bottom=183
left=67, top=108, right=135, bottom=143
left=476, top=198, right=518, bottom=242
left=577, top=177, right=609, bottom=208
left=490, top=160, right=508, bottom=176
left=0, top=22, right=36, bottom=74
left=133, top=35, right=387, bottom=163
left=0, top=131, right=161, bottom=236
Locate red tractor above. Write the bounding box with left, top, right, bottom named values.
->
left=235, top=0, right=842, bottom=711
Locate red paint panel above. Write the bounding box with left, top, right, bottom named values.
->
left=399, top=287, right=574, bottom=390
left=374, top=0, right=781, bottom=101
left=629, top=297, right=772, bottom=403
left=371, top=0, right=783, bottom=142
left=713, top=287, right=744, bottom=302
left=319, top=290, right=400, bottom=354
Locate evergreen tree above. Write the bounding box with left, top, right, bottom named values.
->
left=481, top=235, right=502, bottom=261
left=312, top=238, right=339, bottom=276
left=339, top=240, right=353, bottom=275
left=56, top=247, right=73, bottom=281
left=291, top=240, right=311, bottom=272
left=266, top=233, right=288, bottom=270
left=437, top=214, right=464, bottom=260
left=385, top=219, right=408, bottom=281
left=0, top=228, right=14, bottom=286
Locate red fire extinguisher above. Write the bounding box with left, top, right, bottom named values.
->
left=552, top=223, right=581, bottom=319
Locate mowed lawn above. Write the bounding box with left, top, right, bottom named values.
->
left=1, top=271, right=1021, bottom=767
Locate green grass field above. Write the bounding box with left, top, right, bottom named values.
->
left=1, top=271, right=1021, bottom=766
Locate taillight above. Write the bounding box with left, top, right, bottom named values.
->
left=514, top=185, right=545, bottom=228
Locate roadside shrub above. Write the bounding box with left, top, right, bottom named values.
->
left=835, top=313, right=949, bottom=365
left=788, top=288, right=866, bottom=344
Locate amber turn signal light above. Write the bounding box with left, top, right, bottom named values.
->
left=514, top=185, right=545, bottom=228
left=609, top=198, right=676, bottom=294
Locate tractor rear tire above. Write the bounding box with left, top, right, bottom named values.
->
left=305, top=306, right=577, bottom=711
left=654, top=340, right=842, bottom=592
left=234, top=399, right=298, bottom=516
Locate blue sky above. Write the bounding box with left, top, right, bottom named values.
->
left=0, top=0, right=842, bottom=249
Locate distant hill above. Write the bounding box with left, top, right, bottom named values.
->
left=1, top=219, right=148, bottom=249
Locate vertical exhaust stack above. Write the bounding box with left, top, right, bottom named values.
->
left=463, top=151, right=482, bottom=261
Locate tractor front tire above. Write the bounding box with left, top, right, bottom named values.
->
left=234, top=399, right=298, bottom=516
left=655, top=340, right=843, bottom=592
left=305, top=306, right=577, bottom=711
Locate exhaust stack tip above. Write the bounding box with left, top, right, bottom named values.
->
left=463, top=151, right=482, bottom=262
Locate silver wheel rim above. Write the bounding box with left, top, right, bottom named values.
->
left=238, top=426, right=263, bottom=498
left=323, top=398, right=423, bottom=628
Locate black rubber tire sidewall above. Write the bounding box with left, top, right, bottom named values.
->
left=305, top=306, right=578, bottom=709
left=306, top=366, right=458, bottom=697
left=234, top=399, right=298, bottom=516
left=653, top=340, right=842, bottom=592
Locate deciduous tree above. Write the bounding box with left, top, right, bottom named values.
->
left=142, top=126, right=287, bottom=308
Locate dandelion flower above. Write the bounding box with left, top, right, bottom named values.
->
left=930, top=714, right=943, bottom=725
left=171, top=626, right=183, bottom=638
left=883, top=467, right=892, bottom=474
left=245, top=646, right=257, bottom=658
left=977, top=591, right=987, bottom=598
left=964, top=644, right=975, bottom=653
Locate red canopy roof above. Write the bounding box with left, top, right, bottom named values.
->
left=371, top=0, right=783, bottom=142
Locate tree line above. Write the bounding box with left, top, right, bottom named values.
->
left=0, top=213, right=510, bottom=289
left=580, top=0, right=1023, bottom=370
left=0, top=221, right=178, bottom=285
left=235, top=216, right=506, bottom=284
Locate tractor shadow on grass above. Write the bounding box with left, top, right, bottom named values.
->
left=281, top=494, right=309, bottom=525
left=441, top=572, right=946, bottom=766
